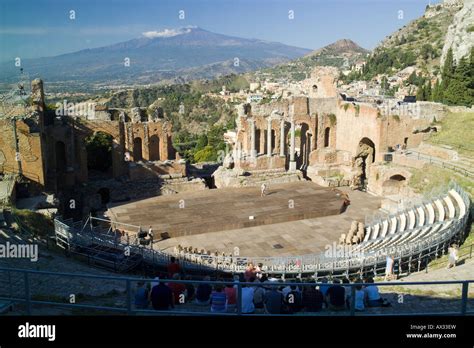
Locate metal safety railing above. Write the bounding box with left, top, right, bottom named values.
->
left=0, top=267, right=472, bottom=316
left=53, top=182, right=471, bottom=276
left=405, top=149, right=474, bottom=178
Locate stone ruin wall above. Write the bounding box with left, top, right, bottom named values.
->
left=0, top=119, right=45, bottom=186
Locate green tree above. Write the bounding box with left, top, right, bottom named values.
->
left=441, top=48, right=455, bottom=90
left=416, top=84, right=426, bottom=101
left=425, top=81, right=432, bottom=101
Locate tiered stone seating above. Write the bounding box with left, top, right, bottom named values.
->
left=353, top=184, right=468, bottom=257
left=444, top=195, right=456, bottom=219
left=416, top=206, right=425, bottom=227
left=408, top=209, right=416, bottom=230
left=389, top=216, right=397, bottom=235
left=426, top=202, right=435, bottom=225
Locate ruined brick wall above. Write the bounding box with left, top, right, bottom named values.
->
left=0, top=119, right=45, bottom=186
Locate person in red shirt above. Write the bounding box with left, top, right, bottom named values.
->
left=167, top=257, right=181, bottom=278
left=244, top=262, right=256, bottom=282
left=168, top=273, right=186, bottom=305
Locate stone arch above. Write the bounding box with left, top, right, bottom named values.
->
left=133, top=137, right=143, bottom=161
left=324, top=127, right=331, bottom=147
left=84, top=131, right=114, bottom=179
left=149, top=135, right=160, bottom=161
left=382, top=174, right=407, bottom=195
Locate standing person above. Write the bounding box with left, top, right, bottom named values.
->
left=447, top=244, right=459, bottom=269
left=260, top=183, right=267, bottom=197
left=244, top=263, right=257, bottom=282
left=385, top=255, right=394, bottom=281
left=148, top=226, right=154, bottom=245
left=167, top=257, right=181, bottom=278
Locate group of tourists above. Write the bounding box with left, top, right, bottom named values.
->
left=133, top=259, right=391, bottom=314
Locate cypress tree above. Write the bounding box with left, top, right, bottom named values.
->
left=425, top=81, right=432, bottom=101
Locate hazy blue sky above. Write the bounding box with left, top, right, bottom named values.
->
left=0, top=0, right=440, bottom=62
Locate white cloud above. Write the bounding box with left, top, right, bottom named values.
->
left=142, top=27, right=194, bottom=39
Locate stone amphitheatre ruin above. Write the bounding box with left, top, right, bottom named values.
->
left=0, top=70, right=471, bottom=275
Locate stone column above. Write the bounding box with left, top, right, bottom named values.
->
left=267, top=118, right=272, bottom=157
left=280, top=119, right=285, bottom=157
left=249, top=119, right=256, bottom=158
left=289, top=118, right=296, bottom=171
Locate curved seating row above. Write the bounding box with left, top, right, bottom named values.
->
left=356, top=189, right=467, bottom=254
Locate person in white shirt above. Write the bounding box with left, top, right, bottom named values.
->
left=385, top=255, right=394, bottom=281
left=261, top=183, right=267, bottom=197
left=447, top=244, right=459, bottom=269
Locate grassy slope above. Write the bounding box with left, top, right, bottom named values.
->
left=427, top=112, right=474, bottom=155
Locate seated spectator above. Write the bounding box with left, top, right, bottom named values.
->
left=285, top=285, right=303, bottom=314
left=244, top=263, right=257, bottom=282
left=302, top=284, right=323, bottom=312
left=326, top=279, right=346, bottom=311
left=318, top=277, right=330, bottom=308
left=253, top=280, right=265, bottom=309
left=354, top=282, right=365, bottom=312
left=241, top=278, right=256, bottom=314
left=150, top=279, right=174, bottom=310
left=342, top=278, right=351, bottom=309
left=168, top=273, right=186, bottom=305
left=281, top=282, right=293, bottom=298
left=264, top=284, right=283, bottom=314
left=210, top=285, right=227, bottom=313
left=134, top=281, right=149, bottom=309
left=364, top=277, right=385, bottom=307
left=318, top=277, right=329, bottom=297
left=150, top=276, right=160, bottom=290
left=184, top=275, right=195, bottom=302
left=167, top=257, right=181, bottom=278
left=225, top=283, right=237, bottom=313
left=195, top=276, right=212, bottom=305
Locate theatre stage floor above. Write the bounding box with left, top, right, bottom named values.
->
left=108, top=182, right=381, bottom=257
left=108, top=181, right=345, bottom=236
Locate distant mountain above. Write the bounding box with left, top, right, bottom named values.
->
left=254, top=39, right=369, bottom=81
left=0, top=27, right=311, bottom=90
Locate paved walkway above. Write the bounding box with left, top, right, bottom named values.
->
left=388, top=257, right=474, bottom=295
left=155, top=187, right=381, bottom=257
